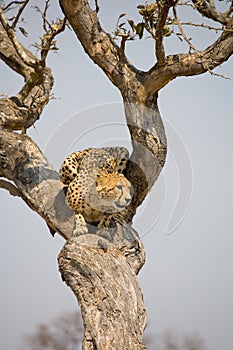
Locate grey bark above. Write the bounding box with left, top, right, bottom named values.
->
left=58, top=235, right=146, bottom=350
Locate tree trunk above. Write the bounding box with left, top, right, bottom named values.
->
left=58, top=235, right=147, bottom=350
left=57, top=94, right=166, bottom=349
left=123, top=94, right=167, bottom=218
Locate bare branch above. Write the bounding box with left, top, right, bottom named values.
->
left=0, top=2, right=67, bottom=132
left=40, top=17, right=66, bottom=65
left=0, top=179, right=21, bottom=197
left=0, top=129, right=75, bottom=239
left=192, top=0, right=232, bottom=25
left=0, top=25, right=32, bottom=78
left=173, top=5, right=198, bottom=52
left=0, top=24, right=54, bottom=131
left=204, top=66, right=233, bottom=80
left=2, top=1, right=25, bottom=12
left=0, top=25, right=54, bottom=131
left=180, top=21, right=230, bottom=32
left=59, top=0, right=137, bottom=93
left=11, top=0, right=30, bottom=29
left=95, top=0, right=99, bottom=13
left=42, top=0, right=52, bottom=33
left=144, top=17, right=233, bottom=93
left=0, top=70, right=53, bottom=131
left=0, top=8, right=37, bottom=67
left=154, top=1, right=171, bottom=66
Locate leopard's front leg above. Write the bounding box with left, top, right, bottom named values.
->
left=72, top=212, right=88, bottom=237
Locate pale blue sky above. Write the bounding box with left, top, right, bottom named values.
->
left=1, top=1, right=233, bottom=349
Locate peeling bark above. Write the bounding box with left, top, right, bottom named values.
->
left=58, top=235, right=146, bottom=350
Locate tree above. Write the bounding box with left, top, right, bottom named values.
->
left=0, top=1, right=232, bottom=349
left=23, top=311, right=205, bottom=350
left=24, top=312, right=83, bottom=350
left=159, top=330, right=205, bottom=350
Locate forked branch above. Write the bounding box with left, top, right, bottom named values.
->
left=0, top=7, right=37, bottom=68
left=192, top=0, right=233, bottom=25
left=0, top=179, right=20, bottom=197
left=0, top=2, right=66, bottom=131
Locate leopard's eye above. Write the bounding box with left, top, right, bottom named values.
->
left=116, top=185, right=123, bottom=191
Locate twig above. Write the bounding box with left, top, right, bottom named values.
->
left=180, top=21, right=228, bottom=32
left=2, top=1, right=25, bottom=12
left=0, top=179, right=21, bottom=197
left=0, top=8, right=37, bottom=68
left=33, top=0, right=53, bottom=33
left=192, top=0, right=230, bottom=25
left=173, top=5, right=198, bottom=52
left=11, top=0, right=30, bottom=29
left=40, top=17, right=66, bottom=65
left=207, top=69, right=233, bottom=81
left=95, top=0, right=99, bottom=13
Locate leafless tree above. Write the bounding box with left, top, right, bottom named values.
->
left=24, top=312, right=205, bottom=350
left=0, top=1, right=232, bottom=349
left=24, top=312, right=83, bottom=350
left=161, top=330, right=205, bottom=350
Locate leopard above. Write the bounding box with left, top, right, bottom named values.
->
left=59, top=147, right=133, bottom=236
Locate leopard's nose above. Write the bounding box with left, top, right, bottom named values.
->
left=125, top=197, right=131, bottom=204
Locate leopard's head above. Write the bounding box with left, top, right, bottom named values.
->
left=94, top=170, right=133, bottom=212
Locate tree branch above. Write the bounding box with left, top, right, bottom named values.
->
left=0, top=20, right=54, bottom=131
left=0, top=8, right=38, bottom=68
left=155, top=0, right=175, bottom=66
left=144, top=17, right=233, bottom=93
left=11, top=0, right=30, bottom=30
left=59, top=0, right=141, bottom=94
left=0, top=67, right=54, bottom=131
left=32, top=2, right=67, bottom=66
left=0, top=129, right=75, bottom=239
left=173, top=5, right=198, bottom=52
left=0, top=4, right=68, bottom=132
left=0, top=179, right=21, bottom=197
left=0, top=26, right=34, bottom=79
left=192, top=0, right=232, bottom=25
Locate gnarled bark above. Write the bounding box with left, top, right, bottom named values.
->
left=58, top=235, right=146, bottom=350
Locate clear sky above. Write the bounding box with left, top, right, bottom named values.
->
left=0, top=1, right=233, bottom=349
